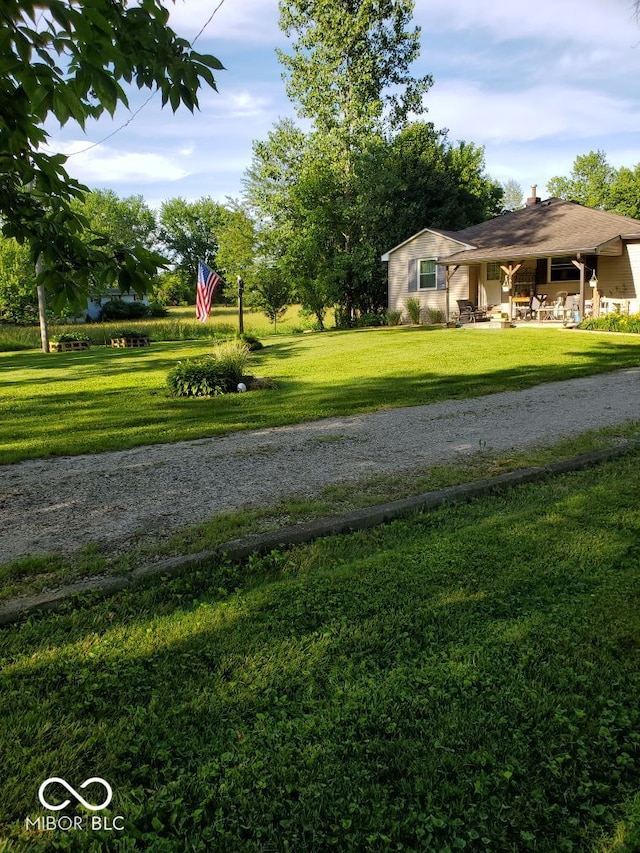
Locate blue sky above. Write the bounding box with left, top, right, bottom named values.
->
left=46, top=0, right=640, bottom=210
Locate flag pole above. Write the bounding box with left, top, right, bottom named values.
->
left=237, top=276, right=244, bottom=334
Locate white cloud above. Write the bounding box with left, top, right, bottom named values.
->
left=48, top=141, right=190, bottom=184
left=168, top=0, right=281, bottom=43
left=201, top=88, right=274, bottom=118
left=415, top=0, right=637, bottom=49
left=426, top=80, right=640, bottom=145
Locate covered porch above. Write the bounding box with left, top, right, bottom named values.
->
left=441, top=249, right=636, bottom=325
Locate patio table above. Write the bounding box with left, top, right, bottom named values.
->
left=536, top=306, right=557, bottom=322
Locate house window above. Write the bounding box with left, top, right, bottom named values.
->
left=418, top=259, right=437, bottom=290
left=486, top=262, right=500, bottom=281
left=549, top=256, right=580, bottom=282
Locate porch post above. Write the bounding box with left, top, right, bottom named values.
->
left=592, top=272, right=601, bottom=318
left=572, top=255, right=586, bottom=319
left=445, top=265, right=450, bottom=322
left=500, top=264, right=521, bottom=320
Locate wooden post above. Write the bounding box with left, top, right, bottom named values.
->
left=590, top=270, right=600, bottom=318
left=237, top=276, right=244, bottom=335
left=36, top=256, right=49, bottom=354
left=445, top=265, right=450, bottom=322
left=500, top=263, right=521, bottom=319
left=445, top=265, right=460, bottom=322
left=572, top=256, right=586, bottom=319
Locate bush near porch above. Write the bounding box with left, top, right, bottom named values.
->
left=580, top=314, right=640, bottom=334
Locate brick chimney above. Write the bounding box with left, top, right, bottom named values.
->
left=526, top=184, right=541, bottom=207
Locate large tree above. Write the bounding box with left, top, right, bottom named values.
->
left=276, top=0, right=432, bottom=323
left=608, top=164, right=640, bottom=220
left=278, top=0, right=431, bottom=139
left=547, top=150, right=640, bottom=220
left=547, top=150, right=616, bottom=209
left=0, top=236, right=38, bottom=324
left=71, top=189, right=158, bottom=297
left=1, top=0, right=222, bottom=347
left=501, top=179, right=524, bottom=212
left=158, top=197, right=228, bottom=301
left=73, top=189, right=157, bottom=252
left=244, top=119, right=503, bottom=324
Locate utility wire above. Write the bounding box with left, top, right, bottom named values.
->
left=193, top=0, right=227, bottom=43
left=64, top=0, right=227, bottom=158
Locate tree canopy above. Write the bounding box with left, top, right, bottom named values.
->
left=547, top=150, right=640, bottom=219
left=0, top=237, right=38, bottom=324
left=240, top=0, right=503, bottom=325
left=501, top=179, right=524, bottom=212
left=243, top=119, right=503, bottom=324
left=158, top=197, right=228, bottom=299
left=0, top=0, right=223, bottom=308
left=278, top=0, right=432, bottom=140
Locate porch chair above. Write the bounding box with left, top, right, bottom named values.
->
left=563, top=295, right=580, bottom=323
left=553, top=291, right=568, bottom=320
left=456, top=299, right=488, bottom=323
left=529, top=293, right=547, bottom=320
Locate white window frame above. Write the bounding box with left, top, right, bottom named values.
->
left=418, top=258, right=437, bottom=290
left=486, top=262, right=501, bottom=281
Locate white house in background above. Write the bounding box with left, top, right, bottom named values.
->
left=382, top=187, right=640, bottom=321
left=86, top=289, right=149, bottom=321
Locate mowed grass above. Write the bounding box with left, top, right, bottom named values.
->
left=2, top=325, right=640, bottom=463
left=1, top=454, right=639, bottom=851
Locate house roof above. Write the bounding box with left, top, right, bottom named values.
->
left=380, top=227, right=474, bottom=261
left=437, top=199, right=640, bottom=265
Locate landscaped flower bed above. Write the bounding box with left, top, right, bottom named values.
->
left=579, top=313, right=640, bottom=334
left=48, top=334, right=90, bottom=352
left=109, top=328, right=151, bottom=348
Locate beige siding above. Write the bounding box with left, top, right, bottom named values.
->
left=387, top=231, right=469, bottom=320
left=598, top=243, right=640, bottom=311
left=478, top=262, right=501, bottom=307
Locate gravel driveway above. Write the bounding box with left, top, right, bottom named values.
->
left=1, top=367, right=639, bottom=563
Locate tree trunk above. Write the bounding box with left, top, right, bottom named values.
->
left=36, top=257, right=49, bottom=353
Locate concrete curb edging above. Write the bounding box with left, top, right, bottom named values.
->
left=1, top=441, right=638, bottom=627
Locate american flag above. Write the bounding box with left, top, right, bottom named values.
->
left=196, top=261, right=221, bottom=322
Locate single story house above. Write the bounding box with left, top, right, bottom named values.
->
left=86, top=288, right=149, bottom=321
left=381, top=186, right=640, bottom=321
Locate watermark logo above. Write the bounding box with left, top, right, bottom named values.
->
left=38, top=777, right=113, bottom=812
left=26, top=776, right=124, bottom=833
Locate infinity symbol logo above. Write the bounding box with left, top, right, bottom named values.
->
left=38, top=777, right=113, bottom=812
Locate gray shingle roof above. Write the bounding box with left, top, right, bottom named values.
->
left=439, top=199, right=640, bottom=264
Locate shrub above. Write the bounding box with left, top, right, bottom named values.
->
left=236, top=333, right=264, bottom=351
left=425, top=307, right=446, bottom=325
left=385, top=309, right=402, bottom=326
left=167, top=340, right=252, bottom=398
left=405, top=298, right=422, bottom=324
left=579, top=313, right=640, bottom=334
left=333, top=305, right=349, bottom=329
left=111, top=328, right=149, bottom=339
left=147, top=301, right=169, bottom=318
left=356, top=312, right=385, bottom=327
left=50, top=333, right=90, bottom=343
left=213, top=339, right=251, bottom=376
left=99, top=299, right=150, bottom=321
left=167, top=358, right=239, bottom=398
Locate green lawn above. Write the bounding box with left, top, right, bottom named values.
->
left=1, top=454, right=639, bottom=851
left=2, top=325, right=640, bottom=463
